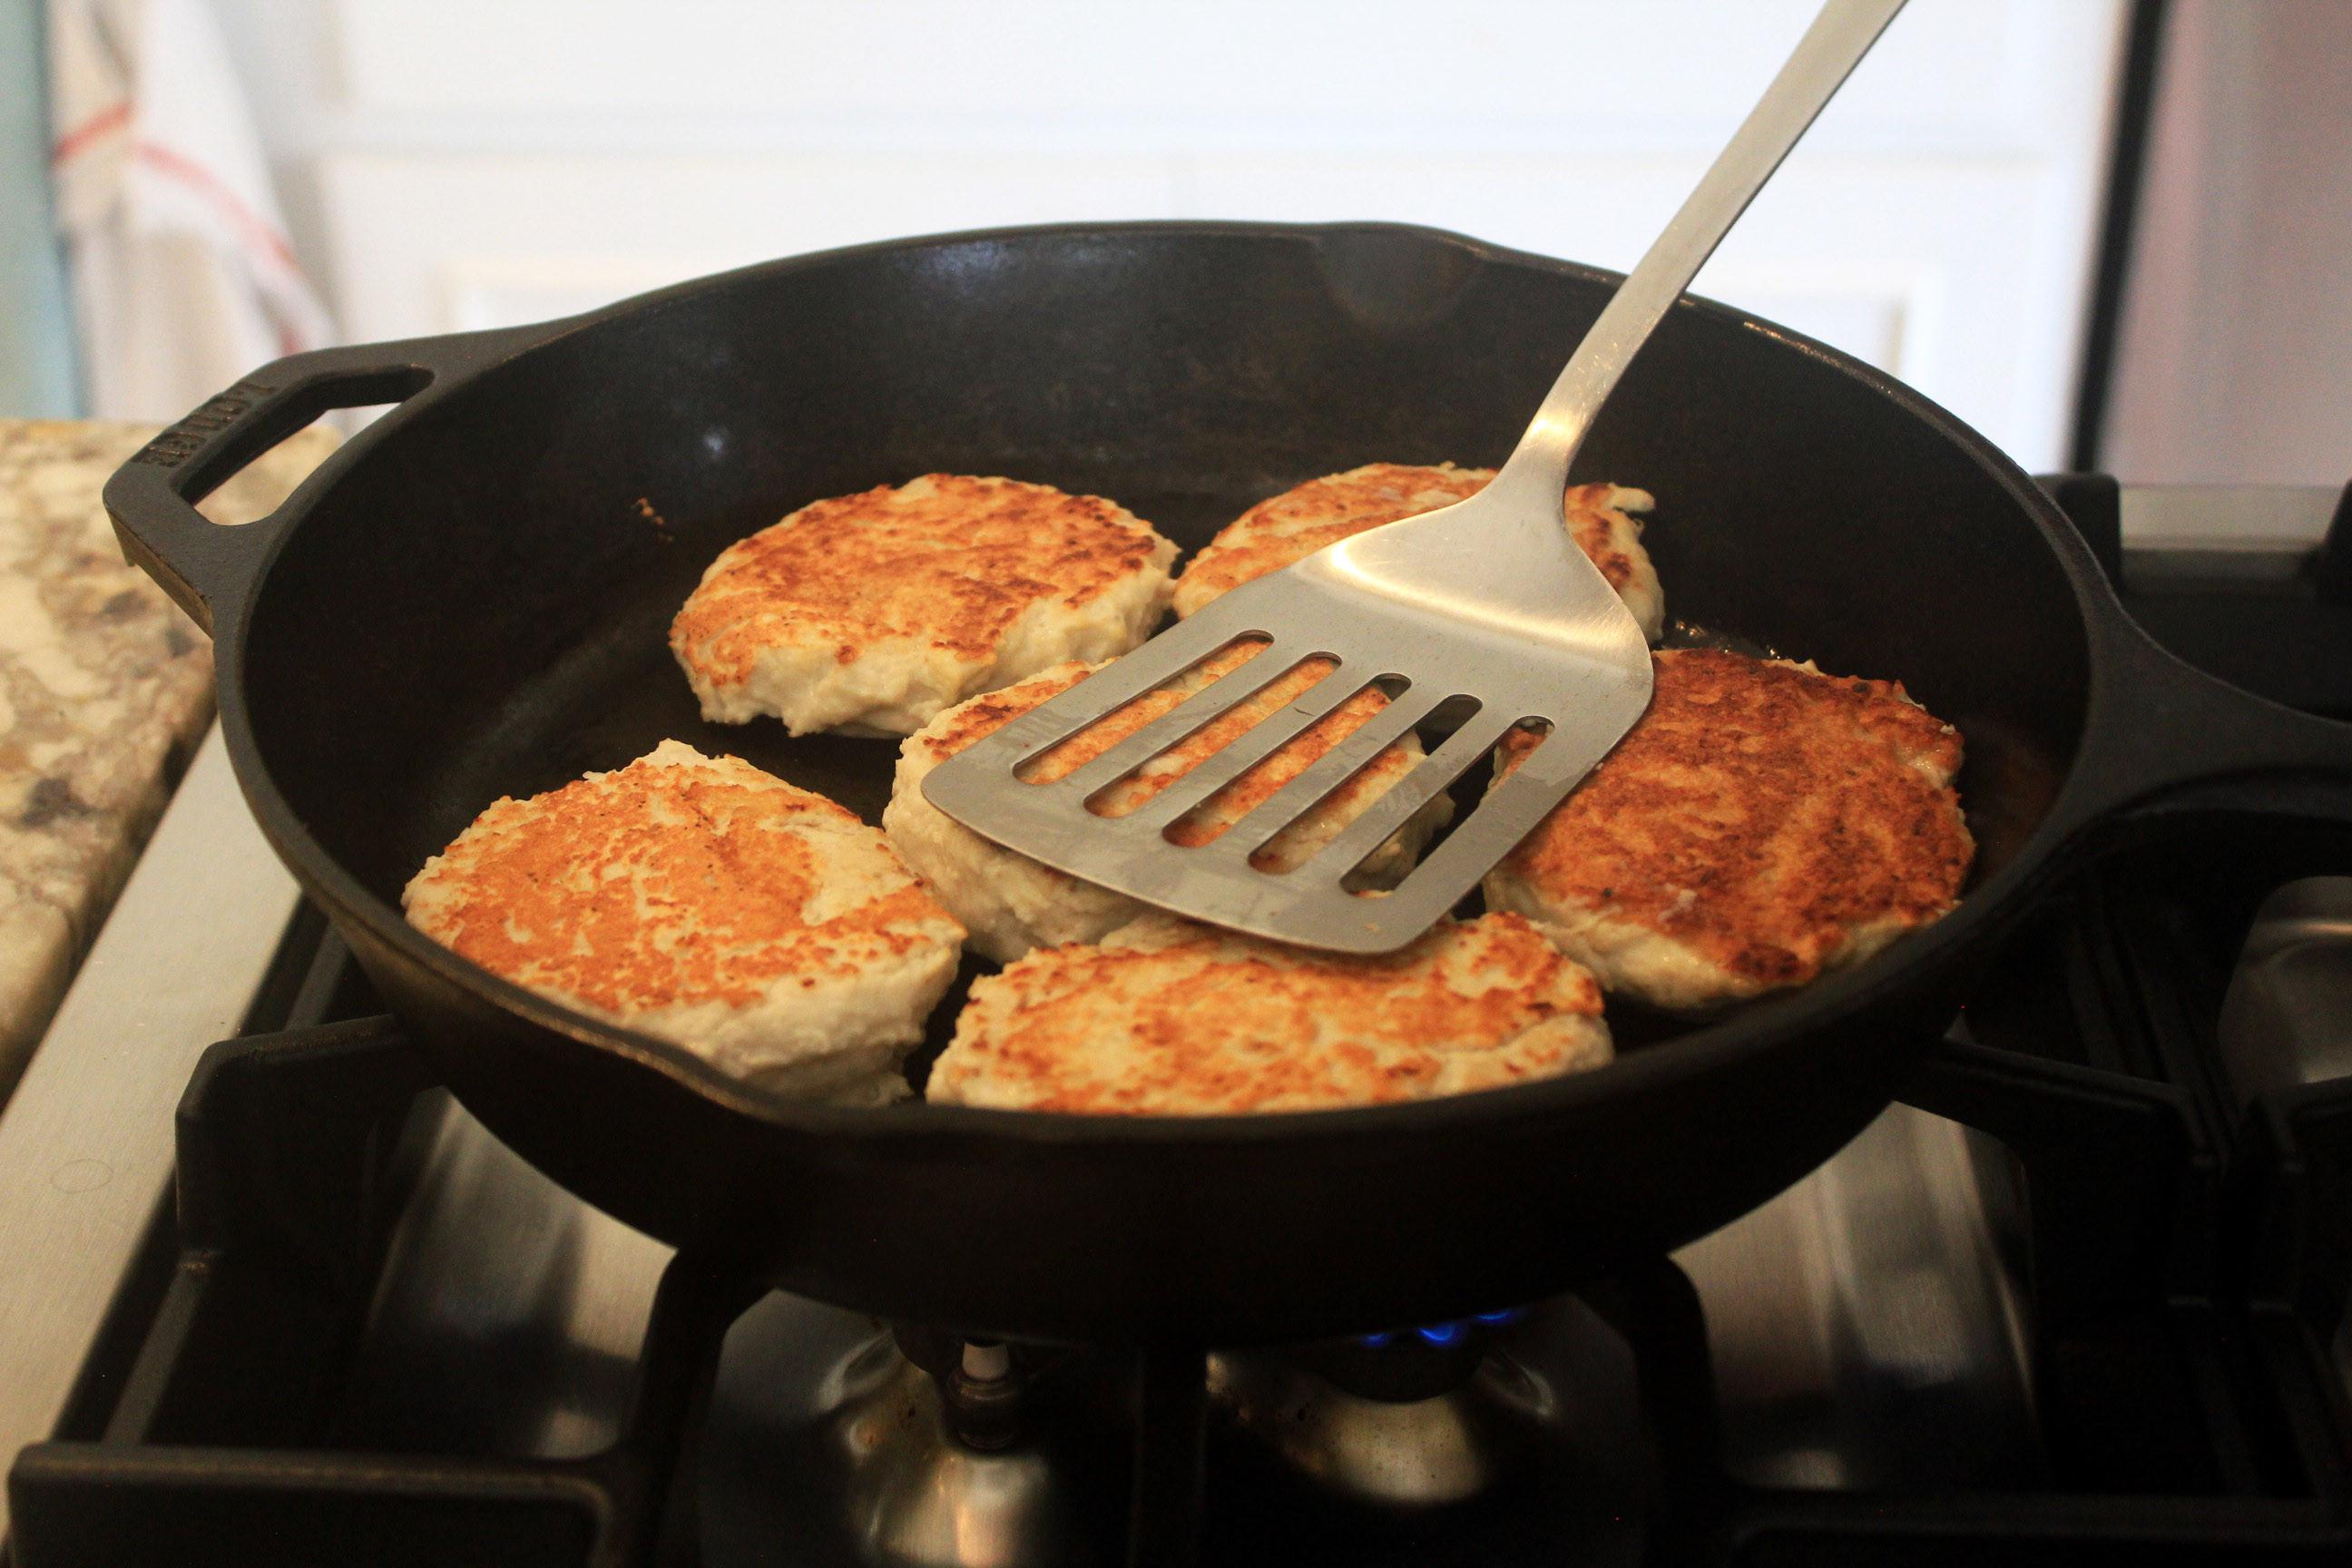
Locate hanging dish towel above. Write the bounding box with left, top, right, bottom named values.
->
left=47, top=0, right=333, bottom=420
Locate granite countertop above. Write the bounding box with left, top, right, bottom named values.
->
left=0, top=419, right=336, bottom=1094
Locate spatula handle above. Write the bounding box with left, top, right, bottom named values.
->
left=1492, top=0, right=1907, bottom=506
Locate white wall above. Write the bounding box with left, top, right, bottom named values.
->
left=211, top=0, right=2125, bottom=469
left=2103, top=0, right=2352, bottom=488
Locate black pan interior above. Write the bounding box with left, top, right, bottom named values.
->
left=244, top=227, right=2087, bottom=935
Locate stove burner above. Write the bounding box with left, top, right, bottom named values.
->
left=696, top=1289, right=1660, bottom=1566
left=829, top=1339, right=1080, bottom=1568
left=1210, top=1296, right=1642, bottom=1511
left=709, top=1305, right=1126, bottom=1568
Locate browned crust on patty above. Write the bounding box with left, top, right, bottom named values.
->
left=930, top=912, right=1608, bottom=1113
left=670, top=474, right=1169, bottom=683
left=406, top=747, right=956, bottom=1014
left=1174, top=463, right=1647, bottom=614
left=1493, top=649, right=1973, bottom=996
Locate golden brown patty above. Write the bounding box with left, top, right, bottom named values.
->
left=402, top=740, right=965, bottom=1099
left=883, top=645, right=1452, bottom=961
left=670, top=474, right=1177, bottom=735
left=1171, top=463, right=1663, bottom=638
left=927, top=911, right=1612, bottom=1114
left=1482, top=650, right=1973, bottom=1009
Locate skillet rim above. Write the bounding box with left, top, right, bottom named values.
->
left=213, top=217, right=2121, bottom=1150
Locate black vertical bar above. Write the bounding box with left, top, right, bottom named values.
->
left=1577, top=1257, right=1732, bottom=1546
left=2035, top=473, right=2126, bottom=587
left=2310, top=484, right=2352, bottom=606
left=592, top=1250, right=765, bottom=1568
left=1127, top=1346, right=1207, bottom=1568
left=2068, top=0, right=2174, bottom=473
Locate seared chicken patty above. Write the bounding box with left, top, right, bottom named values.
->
left=403, top=740, right=965, bottom=1102
left=1482, top=650, right=1974, bottom=1010
left=928, top=911, right=1612, bottom=1113
left=1172, top=463, right=1664, bottom=640
left=671, top=474, right=1177, bottom=736
left=885, top=646, right=1453, bottom=963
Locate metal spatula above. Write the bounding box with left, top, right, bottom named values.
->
left=924, top=0, right=1906, bottom=955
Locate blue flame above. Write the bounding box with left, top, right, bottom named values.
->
left=1357, top=1309, right=1526, bottom=1348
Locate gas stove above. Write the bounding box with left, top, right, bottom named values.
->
left=2, top=483, right=2349, bottom=1566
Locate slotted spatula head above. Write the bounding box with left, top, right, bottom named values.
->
left=919, top=466, right=1654, bottom=954
left=923, top=0, right=1906, bottom=954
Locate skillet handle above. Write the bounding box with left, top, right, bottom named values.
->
left=103, top=329, right=538, bottom=635
left=2044, top=554, right=2352, bottom=857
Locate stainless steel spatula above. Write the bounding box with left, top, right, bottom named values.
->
left=924, top=0, right=1906, bottom=955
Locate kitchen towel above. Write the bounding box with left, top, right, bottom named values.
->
left=47, top=0, right=333, bottom=420
left=3, top=0, right=80, bottom=416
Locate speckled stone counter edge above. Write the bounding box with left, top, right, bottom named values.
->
left=0, top=418, right=338, bottom=1097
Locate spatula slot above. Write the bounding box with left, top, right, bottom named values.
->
left=1414, top=691, right=1489, bottom=744
left=1153, top=670, right=1421, bottom=860
left=1013, top=633, right=1273, bottom=786
left=1195, top=684, right=1460, bottom=877
left=1330, top=714, right=1557, bottom=894
left=1082, top=652, right=1358, bottom=820
left=1311, top=701, right=1527, bottom=892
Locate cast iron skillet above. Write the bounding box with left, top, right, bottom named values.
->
left=108, top=222, right=2352, bottom=1347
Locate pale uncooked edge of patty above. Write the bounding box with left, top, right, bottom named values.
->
left=683, top=537, right=1178, bottom=736
left=1482, top=878, right=1928, bottom=1014
left=883, top=740, right=1142, bottom=964
left=412, top=898, right=964, bottom=1097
